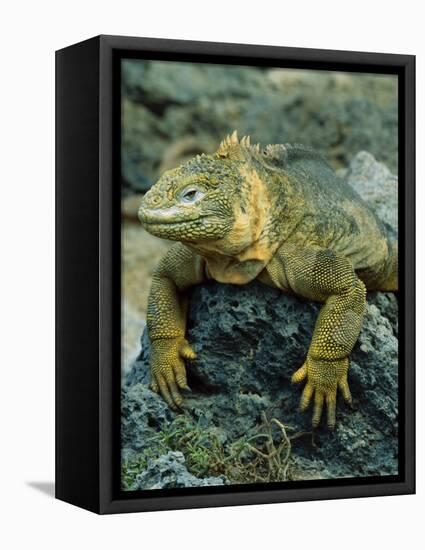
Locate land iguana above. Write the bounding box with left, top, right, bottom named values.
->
left=138, top=131, right=398, bottom=429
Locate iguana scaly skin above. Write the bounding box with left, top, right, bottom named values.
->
left=138, top=131, right=398, bottom=429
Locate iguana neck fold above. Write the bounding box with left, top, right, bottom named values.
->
left=189, top=164, right=305, bottom=284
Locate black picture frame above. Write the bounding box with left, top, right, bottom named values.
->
left=56, top=34, right=415, bottom=514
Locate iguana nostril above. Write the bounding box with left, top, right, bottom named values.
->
left=144, top=194, right=161, bottom=207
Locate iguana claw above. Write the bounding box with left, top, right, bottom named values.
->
left=292, top=356, right=352, bottom=429
left=150, top=337, right=196, bottom=409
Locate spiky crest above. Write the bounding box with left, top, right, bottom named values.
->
left=216, top=133, right=327, bottom=170
left=216, top=130, right=261, bottom=160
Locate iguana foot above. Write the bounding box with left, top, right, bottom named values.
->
left=292, top=356, right=352, bottom=429
left=149, top=337, right=196, bottom=409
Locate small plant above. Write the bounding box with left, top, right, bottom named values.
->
left=121, top=447, right=159, bottom=490
left=121, top=411, right=312, bottom=489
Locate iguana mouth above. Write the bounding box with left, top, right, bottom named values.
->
left=138, top=205, right=202, bottom=225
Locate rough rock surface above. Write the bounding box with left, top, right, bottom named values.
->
left=122, top=153, right=399, bottom=487
left=127, top=284, right=398, bottom=482
left=132, top=451, right=228, bottom=490
left=340, top=151, right=398, bottom=233
left=121, top=61, right=398, bottom=192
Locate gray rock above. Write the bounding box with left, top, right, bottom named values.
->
left=127, top=282, right=398, bottom=482
left=121, top=61, right=398, bottom=192
left=133, top=451, right=228, bottom=490
left=344, top=151, right=398, bottom=233
left=121, top=383, right=174, bottom=453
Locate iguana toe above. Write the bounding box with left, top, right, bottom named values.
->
left=150, top=337, right=195, bottom=409
left=293, top=356, right=351, bottom=429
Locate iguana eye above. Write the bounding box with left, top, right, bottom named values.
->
left=180, top=187, right=205, bottom=204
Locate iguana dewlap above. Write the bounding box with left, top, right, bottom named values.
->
left=138, top=131, right=398, bottom=429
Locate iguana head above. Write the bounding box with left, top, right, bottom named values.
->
left=139, top=131, right=302, bottom=274
left=138, top=131, right=259, bottom=244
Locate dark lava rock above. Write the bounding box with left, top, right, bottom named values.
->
left=121, top=383, right=174, bottom=453
left=126, top=282, right=398, bottom=482
left=132, top=451, right=228, bottom=490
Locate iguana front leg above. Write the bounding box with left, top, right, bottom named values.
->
left=146, top=243, right=206, bottom=409
left=276, top=245, right=367, bottom=428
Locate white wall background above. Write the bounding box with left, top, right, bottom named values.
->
left=0, top=1, right=422, bottom=548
